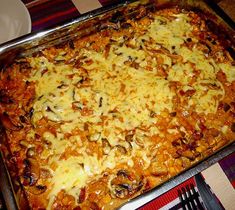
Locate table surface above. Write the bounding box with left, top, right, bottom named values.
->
left=21, top=0, right=235, bottom=31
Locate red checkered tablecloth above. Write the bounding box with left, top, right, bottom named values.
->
left=22, top=0, right=122, bottom=31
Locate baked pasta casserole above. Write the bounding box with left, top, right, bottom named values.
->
left=0, top=3, right=234, bottom=210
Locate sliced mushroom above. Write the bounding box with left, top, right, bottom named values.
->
left=22, top=158, right=40, bottom=186
left=102, top=138, right=111, bottom=155
left=134, top=137, right=145, bottom=148
left=110, top=170, right=144, bottom=199
left=125, top=134, right=134, bottom=142
left=113, top=145, right=128, bottom=155
left=100, top=22, right=120, bottom=30
left=112, top=184, right=131, bottom=198
left=116, top=170, right=132, bottom=180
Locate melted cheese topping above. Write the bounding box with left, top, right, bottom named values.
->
left=149, top=14, right=191, bottom=52
left=26, top=11, right=234, bottom=209
left=218, top=63, right=235, bottom=82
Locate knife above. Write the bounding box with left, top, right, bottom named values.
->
left=195, top=173, right=224, bottom=210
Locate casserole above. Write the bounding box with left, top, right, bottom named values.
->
left=0, top=0, right=234, bottom=209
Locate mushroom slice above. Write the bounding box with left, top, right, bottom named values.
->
left=113, top=145, right=128, bottom=155
left=102, top=138, right=111, bottom=155
left=22, top=158, right=40, bottom=186
left=110, top=170, right=144, bottom=199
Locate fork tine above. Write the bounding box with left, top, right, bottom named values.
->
left=178, top=189, right=187, bottom=210
left=190, top=184, right=204, bottom=210
left=186, top=185, right=197, bottom=209
left=182, top=187, right=193, bottom=210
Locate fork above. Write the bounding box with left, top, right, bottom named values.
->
left=178, top=184, right=205, bottom=210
